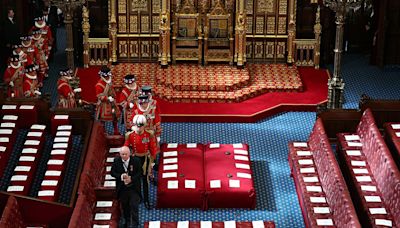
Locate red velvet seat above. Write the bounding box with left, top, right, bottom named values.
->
left=144, top=221, right=276, bottom=228
left=50, top=115, right=70, bottom=136
left=383, top=122, right=400, bottom=170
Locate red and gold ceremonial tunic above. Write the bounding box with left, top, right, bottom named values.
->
left=95, top=79, right=121, bottom=121
left=131, top=100, right=162, bottom=137
left=3, top=65, right=24, bottom=98
left=124, top=130, right=158, bottom=159
left=23, top=77, right=39, bottom=98
left=118, top=86, right=139, bottom=130
left=31, top=25, right=53, bottom=47
left=57, top=78, right=76, bottom=108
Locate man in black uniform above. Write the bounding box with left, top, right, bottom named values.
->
left=111, top=146, right=142, bottom=228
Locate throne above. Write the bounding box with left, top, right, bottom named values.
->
left=204, top=0, right=233, bottom=65
left=172, top=0, right=202, bottom=64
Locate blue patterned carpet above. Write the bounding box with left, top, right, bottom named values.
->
left=46, top=28, right=400, bottom=227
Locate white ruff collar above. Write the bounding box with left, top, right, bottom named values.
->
left=32, top=35, right=41, bottom=41
left=22, top=41, right=31, bottom=48
left=35, top=21, right=46, bottom=28
left=10, top=62, right=21, bottom=69
left=125, top=83, right=137, bottom=91
left=26, top=73, right=37, bottom=80
left=101, top=76, right=112, bottom=84
left=138, top=103, right=150, bottom=112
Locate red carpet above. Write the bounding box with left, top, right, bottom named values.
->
left=76, top=66, right=328, bottom=122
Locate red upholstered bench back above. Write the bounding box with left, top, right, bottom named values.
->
left=0, top=196, right=25, bottom=228
left=356, top=108, right=400, bottom=226
left=308, top=118, right=360, bottom=228
left=68, top=194, right=93, bottom=228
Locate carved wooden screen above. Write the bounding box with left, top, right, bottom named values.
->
left=245, top=0, right=289, bottom=63
left=116, top=0, right=160, bottom=62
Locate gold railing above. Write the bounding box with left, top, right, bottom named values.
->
left=87, top=38, right=111, bottom=66
left=293, top=39, right=317, bottom=67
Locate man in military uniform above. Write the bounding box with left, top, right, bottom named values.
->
left=95, top=66, right=121, bottom=135
left=31, top=28, right=49, bottom=81
left=118, top=74, right=139, bottom=132
left=123, top=114, right=158, bottom=209
left=139, top=86, right=162, bottom=143
left=31, top=16, right=53, bottom=50
left=57, top=69, right=81, bottom=108
left=3, top=54, right=24, bottom=98
left=23, top=64, right=41, bottom=98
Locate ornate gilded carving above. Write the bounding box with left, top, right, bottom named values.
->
left=159, top=10, right=171, bottom=65
left=152, top=16, right=160, bottom=32
left=209, top=0, right=228, bottom=15
left=255, top=17, right=264, bottom=34
left=118, top=40, right=128, bottom=57
left=130, top=15, right=138, bottom=33
left=246, top=16, right=253, bottom=34
left=130, top=0, right=148, bottom=12
left=246, top=41, right=253, bottom=58
left=152, top=40, right=159, bottom=58
left=152, top=0, right=161, bottom=13
left=278, top=17, right=286, bottom=34
left=141, top=41, right=151, bottom=57
left=266, top=41, right=274, bottom=58
left=257, top=0, right=275, bottom=14
left=313, top=6, right=321, bottom=69
left=177, top=0, right=196, bottom=14
left=141, top=16, right=150, bottom=33
left=110, top=0, right=118, bottom=62
left=118, top=0, right=127, bottom=13
left=277, top=41, right=285, bottom=58
left=279, top=0, right=287, bottom=15
left=246, top=0, right=253, bottom=14
left=130, top=40, right=139, bottom=57
left=254, top=41, right=264, bottom=58
left=82, top=5, right=90, bottom=68
left=118, top=16, right=127, bottom=33
left=267, top=17, right=275, bottom=34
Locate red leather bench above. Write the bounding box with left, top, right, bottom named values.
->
left=336, top=108, right=400, bottom=227
left=383, top=122, right=400, bottom=170
left=289, top=118, right=361, bottom=228
left=0, top=196, right=25, bottom=228
left=0, top=116, right=20, bottom=178
left=0, top=104, right=38, bottom=128
left=157, top=143, right=205, bottom=208
left=144, top=221, right=276, bottom=228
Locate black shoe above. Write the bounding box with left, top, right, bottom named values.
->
left=144, top=202, right=152, bottom=210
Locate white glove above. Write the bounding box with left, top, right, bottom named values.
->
left=108, top=96, right=114, bottom=102
left=157, top=136, right=160, bottom=143
left=73, top=88, right=82, bottom=93
left=129, top=102, right=134, bottom=109
left=9, top=81, right=14, bottom=87
left=34, top=90, right=41, bottom=95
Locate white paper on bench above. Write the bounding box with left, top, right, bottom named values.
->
left=58, top=125, right=72, bottom=130
left=210, top=180, right=221, bottom=188
left=351, top=160, right=366, bottom=167
left=94, top=213, right=111, bottom=221
left=19, top=156, right=35, bottom=162
left=234, top=149, right=248, bottom=155
left=109, top=147, right=121, bottom=153
left=306, top=186, right=322, bottom=192
left=15, top=166, right=31, bottom=172
left=51, top=149, right=66, bottom=155
left=353, top=168, right=369, bottom=174
left=24, top=140, right=40, bottom=145
left=56, top=131, right=71, bottom=136
left=106, top=157, right=114, bottom=163
left=149, top=221, right=161, bottom=228
left=162, top=172, right=177, bottom=178
left=20, top=105, right=34, bottom=110
left=233, top=143, right=243, bottom=148
left=1, top=122, right=15, bottom=128
left=200, top=221, right=212, bottom=228
left=104, top=181, right=116, bottom=187
left=54, top=137, right=69, bottom=143
left=316, top=219, right=333, bottom=226
left=395, top=132, right=400, bottom=138
left=185, top=180, right=196, bottom=189
left=186, top=143, right=197, bottom=148
left=167, top=180, right=178, bottom=189
left=237, top=172, right=252, bottom=179
left=209, top=143, right=220, bottom=148
left=297, top=151, right=312, bottom=156
left=369, top=208, right=387, bottom=215
left=365, top=196, right=381, bottom=203
left=106, top=166, right=111, bottom=172
left=22, top=148, right=38, bottom=154
left=105, top=174, right=115, bottom=180
left=11, top=175, right=27, bottom=181
left=164, top=158, right=178, bottom=164
left=391, top=124, right=400, bottom=129
left=300, top=167, right=315, bottom=173
left=345, top=135, right=360, bottom=141
left=0, top=146, right=5, bottom=152
left=2, top=105, right=17, bottom=109
left=177, top=221, right=189, bottom=228
left=346, top=150, right=362, bottom=156
left=93, top=225, right=110, bottom=228
left=234, top=155, right=249, bottom=161
left=303, top=176, right=319, bottom=183
left=347, top=141, right=362, bottom=147
left=0, top=137, right=9, bottom=142
left=229, top=179, right=240, bottom=188
left=54, top=143, right=68, bottom=148
left=96, top=201, right=113, bottom=207
left=163, top=151, right=178, bottom=157
left=235, top=163, right=250, bottom=170
left=38, top=190, right=55, bottom=196
left=47, top=159, right=64, bottom=165
left=314, top=207, right=330, bottom=214
left=27, top=132, right=42, bottom=137
left=3, top=115, right=18, bottom=120
left=54, top=115, right=69, bottom=120
left=375, top=219, right=392, bottom=227
left=298, top=159, right=313, bottom=165
left=31, top=124, right=46, bottom=130
left=45, top=170, right=61, bottom=176
left=167, top=143, right=178, bottom=148
left=252, top=221, right=265, bottom=228
left=7, top=186, right=24, bottom=192
left=356, top=176, right=372, bottom=182
left=224, top=221, right=236, bottom=228
left=361, top=185, right=377, bottom=192
left=42, top=180, right=58, bottom=186
left=310, top=197, right=326, bottom=203
left=0, top=129, right=12, bottom=134
left=164, top=164, right=178, bottom=170
left=293, top=142, right=308, bottom=147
